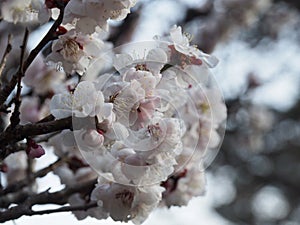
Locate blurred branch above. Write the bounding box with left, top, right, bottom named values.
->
left=0, top=178, right=97, bottom=222
left=0, top=158, right=66, bottom=195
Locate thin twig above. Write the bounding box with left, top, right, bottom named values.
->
left=0, top=34, right=12, bottom=83
left=28, top=202, right=98, bottom=216
left=10, top=28, right=29, bottom=129
left=0, top=7, right=65, bottom=107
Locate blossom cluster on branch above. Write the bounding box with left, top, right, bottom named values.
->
left=0, top=0, right=226, bottom=224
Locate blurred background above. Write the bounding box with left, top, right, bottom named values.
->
left=108, top=0, right=300, bottom=224
left=2, top=0, right=300, bottom=224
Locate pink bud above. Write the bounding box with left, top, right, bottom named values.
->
left=26, top=139, right=45, bottom=159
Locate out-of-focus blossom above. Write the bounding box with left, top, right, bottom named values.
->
left=20, top=97, right=40, bottom=124
left=63, top=0, right=137, bottom=33
left=1, top=0, right=50, bottom=24
left=4, top=152, right=27, bottom=185
left=48, top=130, right=82, bottom=158
left=24, top=56, right=65, bottom=95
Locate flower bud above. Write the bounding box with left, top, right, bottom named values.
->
left=26, top=139, right=45, bottom=159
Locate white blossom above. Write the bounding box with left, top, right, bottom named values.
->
left=99, top=77, right=146, bottom=127
left=50, top=80, right=113, bottom=119
left=99, top=117, right=184, bottom=185
left=73, top=128, right=105, bottom=152
left=91, top=177, right=164, bottom=224
left=168, top=25, right=219, bottom=68
left=162, top=164, right=206, bottom=207
left=47, top=30, right=108, bottom=75
left=113, top=48, right=167, bottom=76
left=44, top=23, right=227, bottom=225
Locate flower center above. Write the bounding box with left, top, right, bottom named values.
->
left=135, top=64, right=149, bottom=71
left=115, top=190, right=134, bottom=207
left=148, top=123, right=162, bottom=140
left=61, top=39, right=83, bottom=62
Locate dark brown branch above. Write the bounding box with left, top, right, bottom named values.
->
left=0, top=178, right=97, bottom=222
left=0, top=188, right=30, bottom=209
left=10, top=28, right=29, bottom=129
left=37, top=114, right=55, bottom=123
left=0, top=7, right=65, bottom=107
left=0, top=116, right=72, bottom=152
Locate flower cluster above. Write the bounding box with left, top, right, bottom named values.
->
left=48, top=25, right=227, bottom=223
left=2, top=1, right=226, bottom=224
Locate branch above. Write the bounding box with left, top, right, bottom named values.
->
left=0, top=178, right=97, bottom=223
left=0, top=116, right=72, bottom=155
left=0, top=7, right=65, bottom=107
left=10, top=28, right=29, bottom=129
left=37, top=114, right=55, bottom=123
left=0, top=158, right=65, bottom=195
left=0, top=115, right=97, bottom=160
